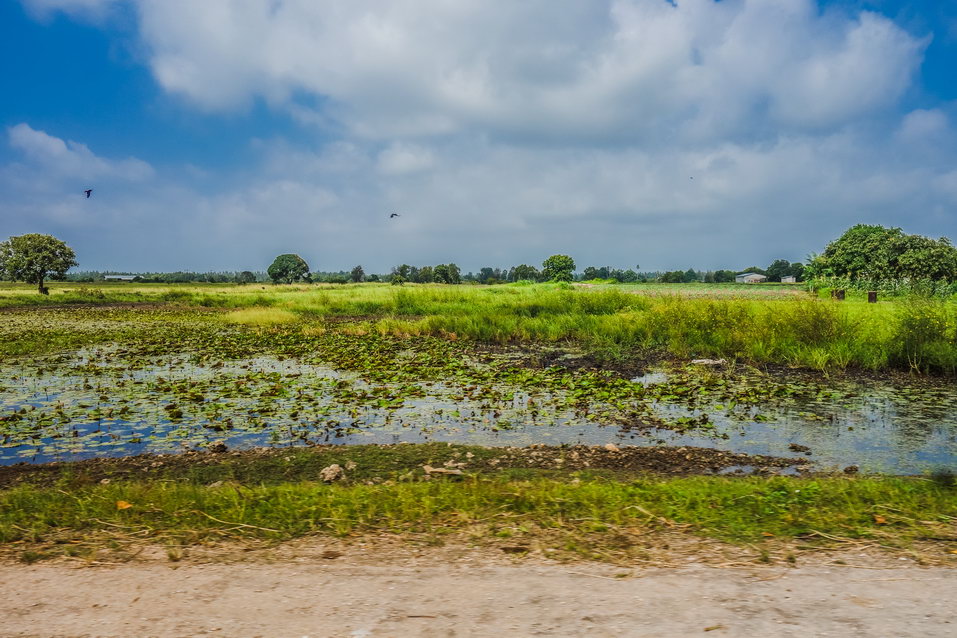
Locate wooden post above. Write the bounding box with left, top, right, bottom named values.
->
left=868, top=291, right=877, bottom=303
left=834, top=289, right=845, bottom=301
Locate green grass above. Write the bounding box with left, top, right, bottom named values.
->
left=3, top=281, right=957, bottom=374
left=2, top=472, right=954, bottom=561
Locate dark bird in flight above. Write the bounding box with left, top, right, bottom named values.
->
left=84, top=189, right=93, bottom=198
left=390, top=213, right=400, bottom=218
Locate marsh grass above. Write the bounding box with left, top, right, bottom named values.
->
left=2, top=282, right=957, bottom=374
left=224, top=308, right=299, bottom=326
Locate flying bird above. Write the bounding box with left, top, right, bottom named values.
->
left=84, top=189, right=93, bottom=198
left=390, top=213, right=400, bottom=218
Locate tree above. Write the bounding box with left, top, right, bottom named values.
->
left=237, top=271, right=256, bottom=284
left=713, top=270, right=736, bottom=283
left=766, top=259, right=792, bottom=282
left=446, top=263, right=461, bottom=284
left=806, top=224, right=957, bottom=281
left=416, top=265, right=434, bottom=283
left=542, top=254, right=575, bottom=282
left=509, top=264, right=540, bottom=282
left=682, top=268, right=698, bottom=283
left=267, top=254, right=310, bottom=284
left=0, top=234, right=78, bottom=294
left=788, top=262, right=805, bottom=281
left=618, top=269, right=638, bottom=283
left=582, top=266, right=600, bottom=281
left=350, top=265, right=365, bottom=283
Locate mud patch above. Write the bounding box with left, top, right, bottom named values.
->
left=0, top=443, right=811, bottom=489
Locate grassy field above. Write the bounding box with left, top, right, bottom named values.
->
left=2, top=281, right=956, bottom=564
left=2, top=280, right=954, bottom=374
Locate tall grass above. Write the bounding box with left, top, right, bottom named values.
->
left=2, top=282, right=956, bottom=374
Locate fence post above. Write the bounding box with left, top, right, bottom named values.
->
left=868, top=291, right=877, bottom=303
left=831, top=289, right=845, bottom=301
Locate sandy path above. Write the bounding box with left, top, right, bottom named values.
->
left=1, top=561, right=954, bottom=637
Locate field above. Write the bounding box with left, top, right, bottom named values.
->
left=1, top=281, right=956, bottom=564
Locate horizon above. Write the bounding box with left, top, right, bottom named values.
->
left=3, top=1, right=957, bottom=272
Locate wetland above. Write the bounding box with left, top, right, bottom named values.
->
left=2, top=285, right=956, bottom=474
left=2, top=283, right=957, bottom=565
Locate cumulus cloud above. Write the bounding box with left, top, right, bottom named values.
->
left=7, top=0, right=957, bottom=272
left=377, top=143, right=434, bottom=175
left=8, top=123, right=153, bottom=181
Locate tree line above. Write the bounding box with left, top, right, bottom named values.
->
left=6, top=224, right=956, bottom=294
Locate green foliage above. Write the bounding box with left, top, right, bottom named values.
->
left=433, top=263, right=461, bottom=284
left=766, top=259, right=790, bottom=282
left=267, top=254, right=310, bottom=284
left=350, top=265, right=365, bottom=283
left=542, top=254, right=576, bottom=282
left=808, top=224, right=957, bottom=282
left=237, top=271, right=256, bottom=284
left=0, top=234, right=78, bottom=294
left=509, top=264, right=541, bottom=282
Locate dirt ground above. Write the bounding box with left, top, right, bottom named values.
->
left=1, top=546, right=954, bottom=637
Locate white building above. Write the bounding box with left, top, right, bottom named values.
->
left=735, top=272, right=767, bottom=283
left=781, top=275, right=797, bottom=283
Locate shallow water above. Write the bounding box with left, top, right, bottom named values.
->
left=2, top=353, right=956, bottom=474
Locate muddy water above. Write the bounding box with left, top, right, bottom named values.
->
left=2, top=355, right=956, bottom=474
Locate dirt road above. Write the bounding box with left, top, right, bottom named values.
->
left=1, top=560, right=954, bottom=637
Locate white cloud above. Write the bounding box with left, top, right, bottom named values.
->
left=377, top=143, right=434, bottom=175
left=7, top=123, right=153, bottom=181
left=32, top=0, right=921, bottom=142
left=9, top=1, right=957, bottom=272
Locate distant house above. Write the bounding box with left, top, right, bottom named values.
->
left=735, top=272, right=767, bottom=284
left=781, top=275, right=797, bottom=283
left=103, top=275, right=137, bottom=282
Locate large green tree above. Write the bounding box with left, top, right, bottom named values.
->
left=766, top=259, right=792, bottom=282
left=807, top=224, right=957, bottom=281
left=267, top=254, right=310, bottom=284
left=350, top=265, right=365, bottom=283
left=0, top=233, right=78, bottom=294
left=542, top=254, right=575, bottom=282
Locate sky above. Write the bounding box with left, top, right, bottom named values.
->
left=1, top=0, right=956, bottom=273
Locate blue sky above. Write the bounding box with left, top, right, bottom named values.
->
left=2, top=0, right=956, bottom=272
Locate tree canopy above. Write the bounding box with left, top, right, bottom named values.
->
left=806, top=225, right=957, bottom=281
left=0, top=233, right=78, bottom=294
left=542, top=254, right=575, bottom=282
left=267, top=254, right=310, bottom=284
